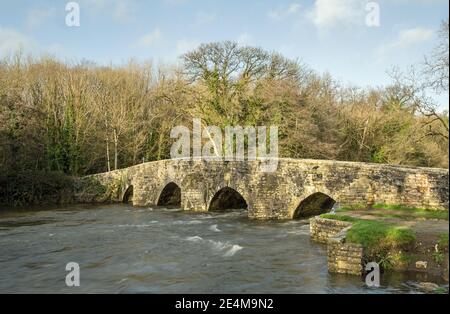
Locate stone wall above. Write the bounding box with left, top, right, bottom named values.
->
left=327, top=229, right=364, bottom=276
left=310, top=217, right=364, bottom=276
left=76, top=158, right=449, bottom=219
left=310, top=217, right=353, bottom=243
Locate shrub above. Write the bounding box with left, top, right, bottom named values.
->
left=0, top=171, right=74, bottom=207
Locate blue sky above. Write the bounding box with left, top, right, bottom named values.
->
left=0, top=0, right=448, bottom=108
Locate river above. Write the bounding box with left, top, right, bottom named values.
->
left=0, top=204, right=446, bottom=294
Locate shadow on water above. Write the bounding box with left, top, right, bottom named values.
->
left=0, top=218, right=58, bottom=228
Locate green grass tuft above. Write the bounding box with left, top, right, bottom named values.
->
left=320, top=214, right=416, bottom=249
left=333, top=203, right=450, bottom=220
left=385, top=226, right=417, bottom=247
left=435, top=287, right=448, bottom=294
left=319, top=214, right=358, bottom=222
left=372, top=203, right=416, bottom=211
left=438, top=233, right=449, bottom=249
left=346, top=220, right=415, bottom=249
left=319, top=212, right=418, bottom=270
left=336, top=203, right=366, bottom=212
left=322, top=215, right=417, bottom=252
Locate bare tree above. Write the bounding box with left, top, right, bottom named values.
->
left=424, top=19, right=449, bottom=93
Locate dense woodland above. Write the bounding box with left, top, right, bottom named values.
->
left=0, top=21, right=448, bottom=205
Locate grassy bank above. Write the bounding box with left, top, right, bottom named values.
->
left=336, top=203, right=448, bottom=220
left=320, top=213, right=416, bottom=250
left=320, top=213, right=417, bottom=269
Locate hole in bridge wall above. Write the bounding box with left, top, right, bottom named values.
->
left=122, top=185, right=133, bottom=203
left=293, top=192, right=336, bottom=219
left=209, top=187, right=248, bottom=211
left=157, top=182, right=181, bottom=207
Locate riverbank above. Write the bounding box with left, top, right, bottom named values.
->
left=0, top=171, right=75, bottom=208
left=311, top=204, right=449, bottom=292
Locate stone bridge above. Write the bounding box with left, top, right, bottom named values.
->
left=76, top=158, right=449, bottom=219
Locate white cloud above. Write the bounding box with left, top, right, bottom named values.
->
left=387, top=0, right=447, bottom=4
left=81, top=0, right=114, bottom=10
left=164, top=0, right=189, bottom=6
left=26, top=6, right=57, bottom=28
left=377, top=27, right=434, bottom=57
left=137, top=28, right=162, bottom=47
left=112, top=1, right=134, bottom=23
left=308, top=0, right=366, bottom=28
left=268, top=3, right=301, bottom=21
left=46, top=43, right=66, bottom=56
left=237, top=33, right=253, bottom=45
left=396, top=27, right=434, bottom=46
left=0, top=27, right=65, bottom=58
left=0, top=28, right=38, bottom=56
left=195, top=11, right=216, bottom=25
left=176, top=39, right=200, bottom=55
left=81, top=0, right=135, bottom=23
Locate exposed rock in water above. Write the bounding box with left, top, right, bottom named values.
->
left=415, top=261, right=428, bottom=269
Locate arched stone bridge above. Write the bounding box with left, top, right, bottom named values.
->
left=77, top=158, right=449, bottom=219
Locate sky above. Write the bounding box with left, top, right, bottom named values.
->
left=0, top=0, right=448, bottom=108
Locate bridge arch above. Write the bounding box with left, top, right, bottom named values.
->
left=293, top=192, right=336, bottom=219
left=157, top=182, right=182, bottom=207
left=83, top=158, right=449, bottom=219
left=208, top=187, right=248, bottom=211
left=122, top=185, right=134, bottom=203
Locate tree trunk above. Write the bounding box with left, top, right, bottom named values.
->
left=106, top=135, right=111, bottom=172
left=113, top=128, right=118, bottom=170
left=358, top=118, right=369, bottom=160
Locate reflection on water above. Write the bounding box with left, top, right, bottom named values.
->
left=0, top=204, right=447, bottom=294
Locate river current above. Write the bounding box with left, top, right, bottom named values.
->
left=0, top=204, right=446, bottom=294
